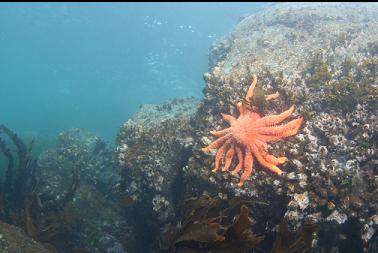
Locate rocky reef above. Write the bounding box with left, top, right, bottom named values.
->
left=116, top=2, right=378, bottom=252
left=37, top=128, right=134, bottom=252
left=183, top=3, right=378, bottom=253
left=98, top=3, right=378, bottom=252
left=0, top=2, right=377, bottom=253
left=116, top=97, right=199, bottom=251
left=0, top=126, right=133, bottom=253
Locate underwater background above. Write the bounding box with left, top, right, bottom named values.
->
left=0, top=2, right=271, bottom=142
left=0, top=2, right=377, bottom=253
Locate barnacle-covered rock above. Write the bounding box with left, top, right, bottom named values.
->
left=184, top=3, right=378, bottom=252
left=116, top=97, right=198, bottom=211
left=116, top=97, right=199, bottom=251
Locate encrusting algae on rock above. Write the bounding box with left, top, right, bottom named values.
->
left=202, top=75, right=304, bottom=186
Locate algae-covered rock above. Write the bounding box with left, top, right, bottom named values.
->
left=0, top=221, right=52, bottom=253
left=36, top=128, right=133, bottom=253
left=116, top=97, right=199, bottom=207
left=116, top=97, right=199, bottom=251
left=184, top=3, right=378, bottom=252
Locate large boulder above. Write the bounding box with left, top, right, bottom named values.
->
left=116, top=97, right=199, bottom=251
left=184, top=3, right=377, bottom=252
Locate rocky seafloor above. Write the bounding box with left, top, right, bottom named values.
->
left=0, top=2, right=377, bottom=253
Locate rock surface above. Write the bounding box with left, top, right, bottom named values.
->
left=37, top=128, right=132, bottom=253
left=113, top=3, right=378, bottom=252
left=116, top=97, right=199, bottom=251
left=0, top=221, right=52, bottom=253
left=183, top=3, right=377, bottom=252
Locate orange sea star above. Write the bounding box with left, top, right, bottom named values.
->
left=202, top=75, right=303, bottom=186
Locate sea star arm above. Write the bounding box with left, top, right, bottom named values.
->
left=265, top=91, right=280, bottom=101
left=265, top=154, right=287, bottom=165
left=252, top=105, right=295, bottom=127
left=256, top=144, right=286, bottom=165
left=238, top=147, right=253, bottom=186
left=251, top=143, right=282, bottom=175
left=237, top=101, right=246, bottom=115
left=221, top=113, right=237, bottom=125
left=254, top=139, right=268, bottom=150
left=256, top=117, right=303, bottom=143
left=231, top=146, right=244, bottom=175
left=202, top=133, right=231, bottom=152
left=212, top=139, right=232, bottom=172
left=210, top=128, right=231, bottom=137
left=222, top=143, right=235, bottom=171
left=254, top=117, right=303, bottom=135
left=245, top=74, right=257, bottom=103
